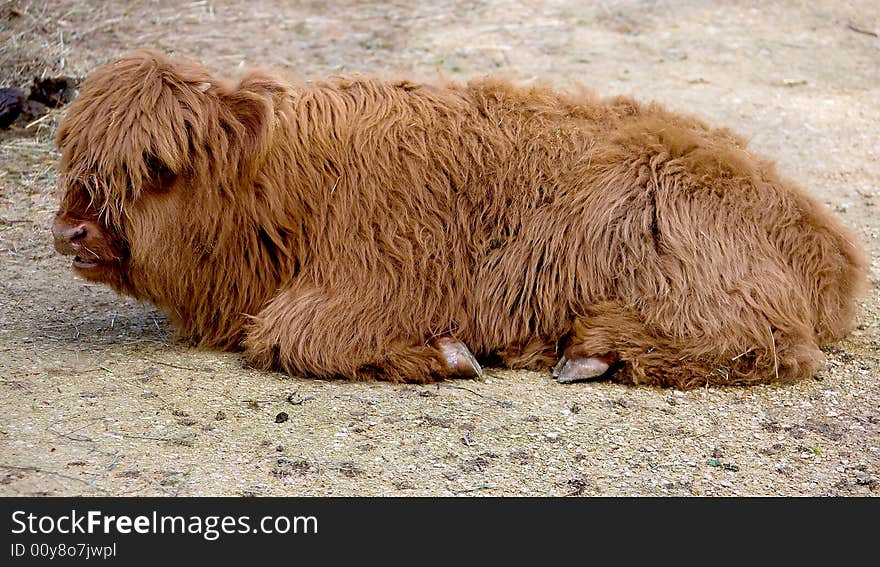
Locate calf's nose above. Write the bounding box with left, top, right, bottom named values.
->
left=51, top=217, right=88, bottom=243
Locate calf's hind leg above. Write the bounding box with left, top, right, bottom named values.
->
left=244, top=285, right=481, bottom=382
left=556, top=301, right=823, bottom=388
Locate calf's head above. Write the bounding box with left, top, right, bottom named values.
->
left=52, top=50, right=280, bottom=303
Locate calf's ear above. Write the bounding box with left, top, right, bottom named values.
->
left=220, top=73, right=285, bottom=177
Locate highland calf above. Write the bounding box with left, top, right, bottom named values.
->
left=51, top=50, right=867, bottom=388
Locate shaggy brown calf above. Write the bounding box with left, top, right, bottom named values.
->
left=51, top=50, right=867, bottom=389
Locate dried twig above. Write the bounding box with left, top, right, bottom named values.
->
left=846, top=23, right=878, bottom=37
left=146, top=358, right=212, bottom=372
left=1, top=464, right=108, bottom=491
left=769, top=326, right=779, bottom=382
left=104, top=452, right=122, bottom=472
left=441, top=383, right=512, bottom=407
left=46, top=417, right=106, bottom=442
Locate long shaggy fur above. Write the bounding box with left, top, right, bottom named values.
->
left=53, top=50, right=868, bottom=388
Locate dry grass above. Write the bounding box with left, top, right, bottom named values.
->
left=0, top=0, right=72, bottom=86
left=1, top=0, right=219, bottom=86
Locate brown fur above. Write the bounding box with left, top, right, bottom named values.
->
left=52, top=50, right=868, bottom=388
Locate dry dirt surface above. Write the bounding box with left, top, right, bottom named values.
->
left=0, top=0, right=878, bottom=496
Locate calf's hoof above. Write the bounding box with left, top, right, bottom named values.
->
left=553, top=354, right=617, bottom=384
left=429, top=336, right=483, bottom=379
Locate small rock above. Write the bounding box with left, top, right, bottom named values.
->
left=0, top=87, right=26, bottom=128
left=29, top=76, right=80, bottom=107
left=286, top=392, right=305, bottom=405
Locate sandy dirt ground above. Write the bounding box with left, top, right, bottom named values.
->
left=0, top=0, right=878, bottom=496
